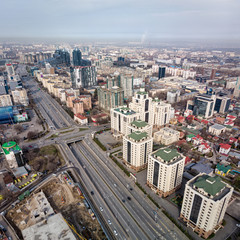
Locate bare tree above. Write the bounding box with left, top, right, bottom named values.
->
left=36, top=119, right=43, bottom=125
left=14, top=124, right=24, bottom=134
left=27, top=131, right=38, bottom=140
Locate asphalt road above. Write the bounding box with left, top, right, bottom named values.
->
left=76, top=139, right=187, bottom=240
left=22, top=75, right=76, bottom=130
left=16, top=65, right=187, bottom=239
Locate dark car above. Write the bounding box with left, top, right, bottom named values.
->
left=122, top=199, right=125, bottom=203
left=127, top=197, right=131, bottom=201
left=90, top=191, right=94, bottom=195
left=130, top=188, right=133, bottom=191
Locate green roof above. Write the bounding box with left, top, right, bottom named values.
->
left=153, top=98, right=160, bottom=102
left=131, top=120, right=148, bottom=128
left=216, top=164, right=231, bottom=173
left=115, top=107, right=136, bottom=115
left=2, top=141, right=21, bottom=155
left=137, top=91, right=147, bottom=95
left=153, top=148, right=180, bottom=162
left=187, top=134, right=195, bottom=139
left=128, top=131, right=148, bottom=141
left=193, top=175, right=226, bottom=196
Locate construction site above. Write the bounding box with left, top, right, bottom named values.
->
left=6, top=171, right=106, bottom=240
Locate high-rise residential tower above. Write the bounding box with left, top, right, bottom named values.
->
left=147, top=147, right=185, bottom=197
left=123, top=131, right=153, bottom=171
left=180, top=174, right=233, bottom=239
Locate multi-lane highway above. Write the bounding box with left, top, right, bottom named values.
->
left=65, top=138, right=187, bottom=240
left=23, top=75, right=76, bottom=130
left=17, top=65, right=187, bottom=239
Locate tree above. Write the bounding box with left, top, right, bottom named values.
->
left=14, top=124, right=24, bottom=134
left=36, top=119, right=43, bottom=125
left=93, top=89, right=98, bottom=100
left=234, top=176, right=240, bottom=189
left=27, top=131, right=38, bottom=140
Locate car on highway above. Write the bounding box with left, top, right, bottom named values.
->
left=108, top=219, right=111, bottom=225
left=90, top=191, right=94, bottom=195
left=122, top=199, right=125, bottom=203
left=130, top=188, right=133, bottom=191
left=0, top=224, right=6, bottom=232
left=127, top=197, right=131, bottom=201
left=113, top=230, right=118, bottom=236
left=100, top=206, right=103, bottom=212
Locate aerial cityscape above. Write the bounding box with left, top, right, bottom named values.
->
left=0, top=0, right=240, bottom=240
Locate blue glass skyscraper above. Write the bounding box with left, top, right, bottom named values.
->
left=72, top=48, right=82, bottom=66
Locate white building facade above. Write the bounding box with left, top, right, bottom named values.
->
left=180, top=174, right=233, bottom=239
left=123, top=131, right=153, bottom=171
left=111, top=106, right=139, bottom=138
left=127, top=119, right=152, bottom=136
left=153, top=127, right=180, bottom=145
left=129, top=88, right=153, bottom=125
left=147, top=147, right=185, bottom=197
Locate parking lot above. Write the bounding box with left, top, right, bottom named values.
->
left=2, top=109, right=43, bottom=145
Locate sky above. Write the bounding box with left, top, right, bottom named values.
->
left=1, top=0, right=240, bottom=42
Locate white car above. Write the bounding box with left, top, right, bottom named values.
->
left=114, top=230, right=118, bottom=236
left=100, top=207, right=103, bottom=212
left=108, top=219, right=111, bottom=225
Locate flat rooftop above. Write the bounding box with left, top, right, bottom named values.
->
left=210, top=124, right=226, bottom=130
left=128, top=131, right=148, bottom=141
left=130, top=120, right=148, bottom=128
left=22, top=213, right=76, bottom=240
left=152, top=148, right=181, bottom=163
left=190, top=174, right=231, bottom=200
left=2, top=141, right=21, bottom=155
left=115, top=107, right=137, bottom=115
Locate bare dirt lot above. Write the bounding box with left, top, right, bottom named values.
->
left=6, top=174, right=105, bottom=240
left=42, top=176, right=106, bottom=240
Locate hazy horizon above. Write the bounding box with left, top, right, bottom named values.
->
left=1, top=0, right=240, bottom=47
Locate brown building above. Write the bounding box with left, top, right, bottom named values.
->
left=72, top=99, right=84, bottom=114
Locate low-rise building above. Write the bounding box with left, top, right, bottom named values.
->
left=180, top=174, right=233, bottom=239
left=153, top=127, right=180, bottom=145
left=198, top=142, right=211, bottom=154
left=123, top=131, right=153, bottom=171
left=72, top=99, right=84, bottom=114
left=78, top=95, right=92, bottom=110
left=0, top=94, right=12, bottom=107
left=147, top=147, right=185, bottom=197
left=219, top=143, right=231, bottom=155
left=74, top=114, right=88, bottom=125
left=186, top=134, right=195, bottom=142
left=209, top=124, right=226, bottom=136
left=11, top=87, right=29, bottom=106
left=215, top=164, right=231, bottom=177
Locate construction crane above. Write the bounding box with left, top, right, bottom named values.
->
left=63, top=218, right=87, bottom=240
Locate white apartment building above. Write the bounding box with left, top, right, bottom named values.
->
left=0, top=94, right=12, bottom=107
left=127, top=119, right=152, bottom=137
left=153, top=127, right=180, bottom=145
left=123, top=131, right=153, bottom=171
left=180, top=174, right=233, bottom=239
left=129, top=88, right=153, bottom=125
left=151, top=99, right=171, bottom=128
left=111, top=106, right=139, bottom=139
left=11, top=87, right=29, bottom=106
left=147, top=147, right=185, bottom=197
